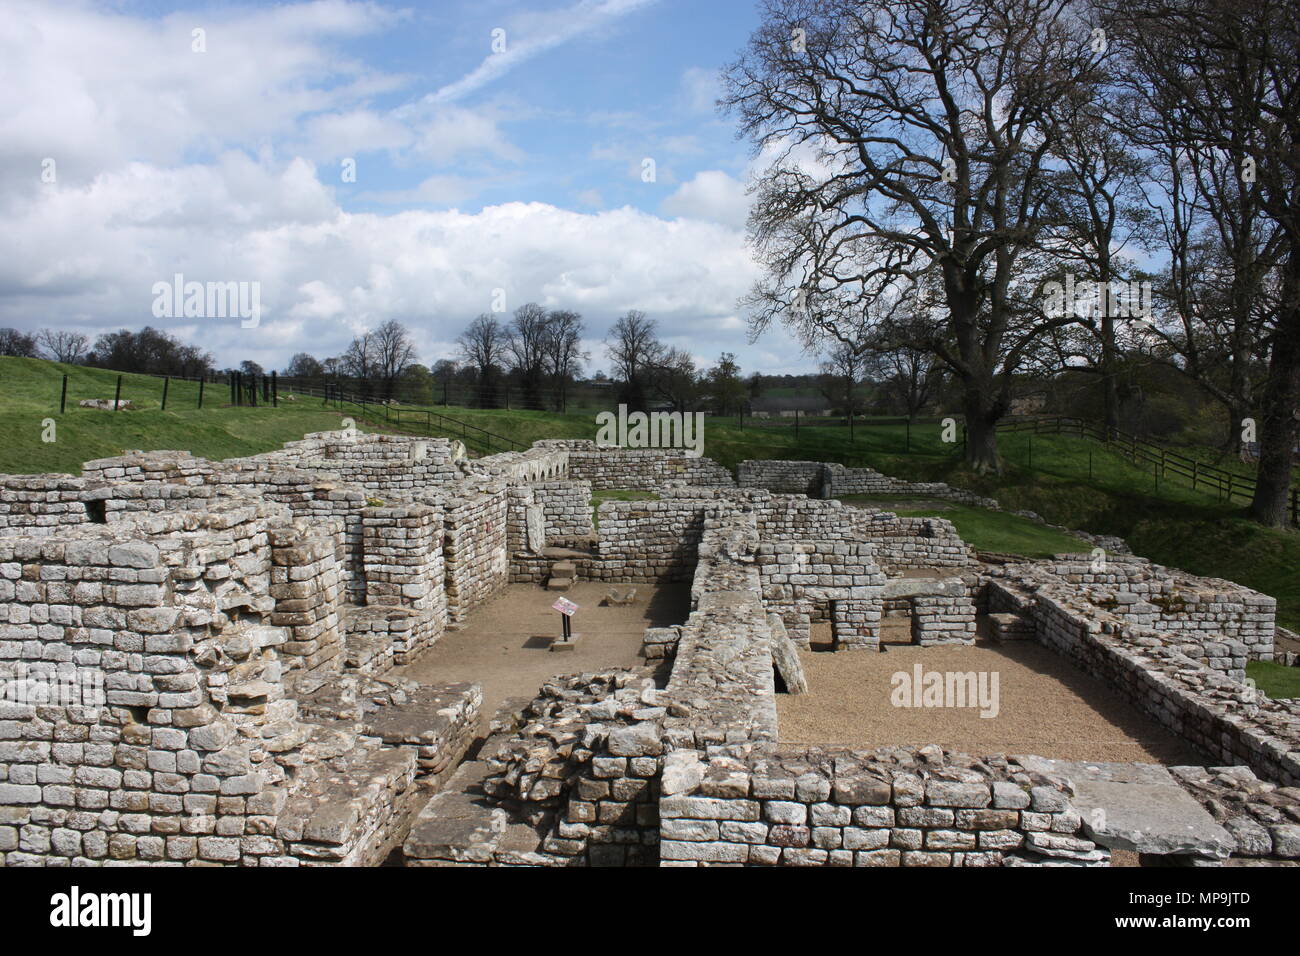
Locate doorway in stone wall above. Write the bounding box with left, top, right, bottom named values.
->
left=879, top=596, right=914, bottom=646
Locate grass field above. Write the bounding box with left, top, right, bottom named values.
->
left=839, top=495, right=1091, bottom=558
left=0, top=356, right=390, bottom=473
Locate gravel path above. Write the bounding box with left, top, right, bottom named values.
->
left=397, top=581, right=689, bottom=718
left=778, top=628, right=1205, bottom=765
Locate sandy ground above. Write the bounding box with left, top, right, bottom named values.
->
left=397, top=581, right=690, bottom=718
left=779, top=623, right=1204, bottom=765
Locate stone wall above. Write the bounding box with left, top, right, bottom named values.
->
left=537, top=440, right=733, bottom=490
left=594, top=498, right=707, bottom=582
left=658, top=747, right=1108, bottom=867
left=533, top=480, right=594, bottom=540
left=421, top=481, right=508, bottom=626
left=988, top=569, right=1300, bottom=786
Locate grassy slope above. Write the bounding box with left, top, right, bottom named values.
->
left=0, top=357, right=383, bottom=474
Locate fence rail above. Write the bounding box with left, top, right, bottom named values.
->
left=998, top=415, right=1299, bottom=526
left=291, top=384, right=525, bottom=456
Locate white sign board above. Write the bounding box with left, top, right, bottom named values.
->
left=551, top=598, right=579, bottom=617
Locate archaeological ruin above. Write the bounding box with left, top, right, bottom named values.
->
left=0, top=431, right=1297, bottom=867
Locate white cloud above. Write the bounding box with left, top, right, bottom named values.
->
left=0, top=149, right=760, bottom=369
left=661, top=170, right=750, bottom=229
left=426, top=0, right=660, bottom=104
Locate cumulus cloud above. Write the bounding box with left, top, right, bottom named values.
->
left=660, top=170, right=750, bottom=229
left=0, top=0, right=817, bottom=374
left=0, top=150, right=760, bottom=370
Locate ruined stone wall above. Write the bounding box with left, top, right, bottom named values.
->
left=1042, top=558, right=1275, bottom=662
left=359, top=503, right=447, bottom=663
left=537, top=440, right=733, bottom=490
left=991, top=572, right=1300, bottom=786
left=595, top=498, right=706, bottom=582
left=755, top=540, right=886, bottom=649
left=857, top=512, right=975, bottom=570
left=464, top=446, right=568, bottom=483
left=422, top=481, right=508, bottom=625
left=533, top=480, right=594, bottom=540
left=0, top=475, right=99, bottom=533
left=657, top=747, right=1108, bottom=867
left=737, top=460, right=825, bottom=495
left=0, top=496, right=481, bottom=867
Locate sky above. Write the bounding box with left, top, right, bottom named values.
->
left=0, top=0, right=824, bottom=376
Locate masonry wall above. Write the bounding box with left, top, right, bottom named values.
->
left=538, top=440, right=733, bottom=490
left=657, top=748, right=1108, bottom=867
left=533, top=480, right=594, bottom=540
left=995, top=574, right=1300, bottom=786
left=595, top=498, right=707, bottom=582
left=423, top=481, right=508, bottom=625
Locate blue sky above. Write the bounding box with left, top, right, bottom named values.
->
left=0, top=0, right=819, bottom=375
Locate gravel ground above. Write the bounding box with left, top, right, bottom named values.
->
left=396, top=581, right=689, bottom=718
left=778, top=625, right=1204, bottom=765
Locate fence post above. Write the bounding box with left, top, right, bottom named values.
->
left=161, top=376, right=169, bottom=411
left=795, top=409, right=799, bottom=438
left=1192, top=460, right=1197, bottom=490
left=198, top=378, right=205, bottom=409
left=271, top=371, right=278, bottom=407
left=60, top=374, right=67, bottom=414
left=113, top=375, right=122, bottom=412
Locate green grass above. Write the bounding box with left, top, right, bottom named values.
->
left=1247, top=660, right=1300, bottom=701
left=0, top=356, right=394, bottom=474
left=840, top=495, right=1090, bottom=558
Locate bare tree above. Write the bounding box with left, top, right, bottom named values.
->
left=818, top=342, right=865, bottom=418
left=504, top=303, right=550, bottom=408
left=725, top=0, right=1102, bottom=473
left=340, top=332, right=375, bottom=383
left=38, top=329, right=90, bottom=364
left=371, top=320, right=417, bottom=400
left=605, top=310, right=664, bottom=409
left=457, top=314, right=507, bottom=407
left=1041, top=82, right=1157, bottom=433
left=543, top=310, right=587, bottom=411
left=0, top=328, right=40, bottom=357
left=1102, top=0, right=1300, bottom=525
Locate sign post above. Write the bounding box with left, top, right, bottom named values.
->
left=551, top=597, right=579, bottom=651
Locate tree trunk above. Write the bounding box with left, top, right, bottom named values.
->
left=1247, top=254, right=1300, bottom=527
left=1101, top=311, right=1119, bottom=433
left=962, top=380, right=1002, bottom=474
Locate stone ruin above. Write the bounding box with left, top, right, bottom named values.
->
left=0, top=434, right=1296, bottom=867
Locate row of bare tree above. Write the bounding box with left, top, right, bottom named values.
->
left=725, top=0, right=1299, bottom=526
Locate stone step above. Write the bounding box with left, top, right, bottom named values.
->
left=279, top=740, right=419, bottom=867
left=988, top=612, right=1035, bottom=642
left=545, top=576, right=573, bottom=591
left=550, top=560, right=576, bottom=576
left=542, top=546, right=593, bottom=559
left=403, top=761, right=506, bottom=865
left=1015, top=757, right=1234, bottom=861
